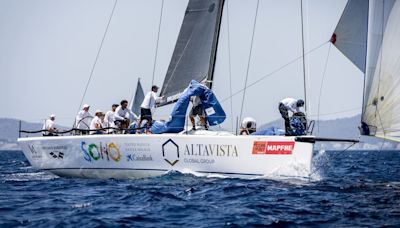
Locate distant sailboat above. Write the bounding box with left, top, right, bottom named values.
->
left=18, top=0, right=393, bottom=179
left=129, top=78, right=145, bottom=118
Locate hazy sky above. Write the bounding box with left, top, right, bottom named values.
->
left=0, top=0, right=363, bottom=130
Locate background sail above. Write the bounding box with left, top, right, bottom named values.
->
left=331, top=0, right=369, bottom=73
left=362, top=0, right=400, bottom=140
left=159, top=0, right=224, bottom=105
left=129, top=78, right=145, bottom=117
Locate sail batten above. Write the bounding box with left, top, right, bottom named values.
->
left=159, top=0, right=224, bottom=105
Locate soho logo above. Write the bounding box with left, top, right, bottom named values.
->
left=162, top=139, right=179, bottom=166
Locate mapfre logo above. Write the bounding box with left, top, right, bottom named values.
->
left=252, top=141, right=295, bottom=155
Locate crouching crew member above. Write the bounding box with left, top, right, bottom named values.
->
left=114, top=100, right=138, bottom=130
left=278, top=98, right=304, bottom=135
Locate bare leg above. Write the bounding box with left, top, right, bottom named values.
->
left=200, top=116, right=208, bottom=130
left=190, top=115, right=196, bottom=130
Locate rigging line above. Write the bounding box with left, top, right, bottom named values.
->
left=239, top=0, right=260, bottom=123
left=226, top=0, right=234, bottom=131
left=151, top=0, right=164, bottom=86
left=309, top=141, right=357, bottom=179
left=308, top=106, right=361, bottom=118
left=316, top=43, right=332, bottom=133
left=300, top=0, right=308, bottom=116
left=220, top=41, right=329, bottom=103
left=75, top=0, right=118, bottom=118
left=162, top=23, right=196, bottom=95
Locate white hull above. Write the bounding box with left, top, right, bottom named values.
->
left=17, top=133, right=314, bottom=179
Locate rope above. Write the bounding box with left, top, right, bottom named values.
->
left=226, top=1, right=234, bottom=131
left=151, top=0, right=164, bottom=86
left=76, top=0, right=118, bottom=116
left=316, top=43, right=332, bottom=133
left=220, top=41, right=329, bottom=103
left=239, top=0, right=260, bottom=123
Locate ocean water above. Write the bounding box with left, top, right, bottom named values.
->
left=1, top=150, right=400, bottom=227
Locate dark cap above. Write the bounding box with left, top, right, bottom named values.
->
left=152, top=85, right=159, bottom=90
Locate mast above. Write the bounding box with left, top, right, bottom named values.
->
left=300, top=0, right=308, bottom=115
left=206, top=0, right=225, bottom=89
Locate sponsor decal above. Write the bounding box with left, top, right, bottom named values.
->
left=162, top=139, right=179, bottom=166
left=41, top=145, right=67, bottom=159
left=161, top=139, right=239, bottom=165
left=252, top=141, right=295, bottom=155
left=28, top=144, right=42, bottom=159
left=49, top=151, right=64, bottom=159
left=81, top=141, right=121, bottom=163
left=184, top=144, right=238, bottom=157
left=126, top=154, right=153, bottom=162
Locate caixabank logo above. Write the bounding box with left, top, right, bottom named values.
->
left=162, top=139, right=179, bottom=166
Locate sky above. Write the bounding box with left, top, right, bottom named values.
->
left=0, top=0, right=364, bottom=130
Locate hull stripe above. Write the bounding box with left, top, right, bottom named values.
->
left=43, top=168, right=263, bottom=176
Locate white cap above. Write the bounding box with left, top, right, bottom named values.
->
left=95, top=109, right=103, bottom=114
left=83, top=104, right=90, bottom=109
left=50, top=114, right=56, bottom=118
left=241, top=117, right=256, bottom=129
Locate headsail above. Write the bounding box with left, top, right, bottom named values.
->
left=129, top=78, right=145, bottom=117
left=362, top=0, right=400, bottom=140
left=159, top=0, right=225, bottom=105
left=331, top=0, right=369, bottom=73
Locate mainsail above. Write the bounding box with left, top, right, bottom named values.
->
left=333, top=0, right=400, bottom=141
left=129, top=78, right=145, bottom=117
left=159, top=0, right=224, bottom=105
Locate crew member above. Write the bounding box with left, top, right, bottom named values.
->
left=279, top=98, right=304, bottom=135
left=139, top=85, right=163, bottom=131
left=240, top=117, right=256, bottom=135
left=105, top=104, right=118, bottom=132
left=189, top=96, right=208, bottom=130
left=90, top=110, right=107, bottom=134
left=42, top=114, right=58, bottom=136
left=114, top=100, right=138, bottom=130
left=75, top=104, right=93, bottom=134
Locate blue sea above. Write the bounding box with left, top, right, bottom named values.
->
left=1, top=150, right=400, bottom=227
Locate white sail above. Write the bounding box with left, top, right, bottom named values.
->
left=362, top=0, right=400, bottom=141
left=332, top=0, right=369, bottom=73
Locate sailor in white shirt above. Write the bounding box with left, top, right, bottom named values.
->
left=75, top=104, right=93, bottom=134
left=114, top=100, right=138, bottom=129
left=105, top=104, right=118, bottom=131
left=279, top=98, right=304, bottom=135
left=139, top=85, right=163, bottom=130
left=90, top=110, right=107, bottom=134
left=42, top=114, right=57, bottom=136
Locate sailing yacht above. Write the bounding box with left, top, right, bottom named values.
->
left=18, top=0, right=397, bottom=179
